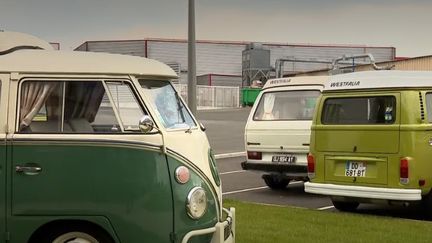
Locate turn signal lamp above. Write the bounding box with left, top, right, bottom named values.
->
left=247, top=151, right=262, bottom=160
left=175, top=166, right=190, bottom=184
left=400, top=158, right=409, bottom=185
left=307, top=153, right=315, bottom=179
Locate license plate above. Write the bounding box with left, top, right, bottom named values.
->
left=272, top=155, right=296, bottom=163
left=345, top=161, right=366, bottom=177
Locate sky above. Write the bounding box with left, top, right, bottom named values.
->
left=1, top=0, right=431, bottom=57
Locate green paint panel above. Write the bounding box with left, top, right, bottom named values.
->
left=0, top=143, right=5, bottom=242
left=324, top=155, right=388, bottom=185
left=315, top=127, right=400, bottom=154
left=10, top=142, right=173, bottom=243
left=166, top=155, right=219, bottom=243
left=311, top=89, right=432, bottom=193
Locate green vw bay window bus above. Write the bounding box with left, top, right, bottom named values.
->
left=305, top=71, right=432, bottom=213
left=0, top=32, right=235, bottom=243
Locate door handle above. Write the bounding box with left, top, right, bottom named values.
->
left=15, top=163, right=42, bottom=175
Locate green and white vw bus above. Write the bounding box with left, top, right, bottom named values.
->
left=0, top=32, right=235, bottom=243
left=305, top=71, right=432, bottom=212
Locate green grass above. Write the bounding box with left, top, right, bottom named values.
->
left=224, top=199, right=432, bottom=243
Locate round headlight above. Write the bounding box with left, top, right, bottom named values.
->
left=186, top=187, right=207, bottom=219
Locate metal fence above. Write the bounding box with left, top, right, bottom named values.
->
left=174, top=84, right=240, bottom=109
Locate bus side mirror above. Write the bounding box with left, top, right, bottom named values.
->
left=139, top=115, right=155, bottom=133
left=199, top=122, right=206, bottom=131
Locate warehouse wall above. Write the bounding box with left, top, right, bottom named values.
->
left=75, top=38, right=395, bottom=81
left=197, top=74, right=242, bottom=87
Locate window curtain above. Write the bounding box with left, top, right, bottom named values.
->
left=65, top=82, right=105, bottom=122
left=262, top=93, right=276, bottom=120
left=20, top=82, right=58, bottom=129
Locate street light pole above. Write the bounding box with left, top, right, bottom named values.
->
left=187, top=0, right=197, bottom=115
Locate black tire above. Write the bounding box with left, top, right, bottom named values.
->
left=332, top=199, right=360, bottom=212
left=262, top=174, right=290, bottom=190
left=421, top=192, right=432, bottom=219
left=37, top=224, right=114, bottom=243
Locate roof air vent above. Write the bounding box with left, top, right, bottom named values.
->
left=419, top=92, right=425, bottom=120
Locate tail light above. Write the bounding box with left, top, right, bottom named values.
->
left=247, top=151, right=262, bottom=160
left=307, top=153, right=315, bottom=179
left=400, top=157, right=409, bottom=184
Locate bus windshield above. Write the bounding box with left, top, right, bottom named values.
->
left=140, top=80, right=196, bottom=129
left=254, top=90, right=321, bottom=121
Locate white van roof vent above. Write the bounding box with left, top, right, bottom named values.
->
left=0, top=31, right=54, bottom=55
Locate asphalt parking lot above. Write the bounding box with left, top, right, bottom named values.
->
left=197, top=107, right=430, bottom=221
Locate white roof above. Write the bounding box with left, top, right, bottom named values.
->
left=0, top=31, right=54, bottom=52
left=0, top=50, right=177, bottom=78
left=263, top=76, right=328, bottom=90
left=326, top=71, right=432, bottom=91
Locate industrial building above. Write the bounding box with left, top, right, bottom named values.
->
left=75, top=38, right=396, bottom=87
left=294, top=55, right=432, bottom=76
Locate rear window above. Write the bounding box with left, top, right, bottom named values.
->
left=322, top=96, right=396, bottom=124
left=253, top=90, right=320, bottom=121
left=427, top=93, right=432, bottom=122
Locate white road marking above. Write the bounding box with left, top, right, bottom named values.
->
left=289, top=181, right=303, bottom=185
left=215, top=151, right=246, bottom=159
left=219, top=170, right=246, bottom=175
left=223, top=186, right=268, bottom=195
left=317, top=205, right=335, bottom=211
left=222, top=181, right=304, bottom=195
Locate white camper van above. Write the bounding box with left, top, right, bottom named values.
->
left=242, top=76, right=328, bottom=189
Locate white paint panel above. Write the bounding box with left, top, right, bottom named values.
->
left=326, top=70, right=432, bottom=91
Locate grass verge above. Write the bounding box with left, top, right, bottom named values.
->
left=224, top=199, right=432, bottom=243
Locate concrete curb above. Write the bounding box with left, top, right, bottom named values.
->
left=214, top=151, right=246, bottom=159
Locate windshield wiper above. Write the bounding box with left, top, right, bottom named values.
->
left=174, top=91, right=186, bottom=123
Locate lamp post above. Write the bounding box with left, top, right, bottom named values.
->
left=187, top=0, right=197, bottom=115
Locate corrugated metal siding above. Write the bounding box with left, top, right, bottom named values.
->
left=197, top=74, right=242, bottom=87
left=76, top=39, right=395, bottom=78
left=295, top=56, right=432, bottom=76
left=85, top=41, right=146, bottom=57
left=267, top=45, right=395, bottom=73
left=147, top=41, right=245, bottom=75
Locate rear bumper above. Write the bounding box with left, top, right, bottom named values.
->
left=241, top=161, right=307, bottom=177
left=181, top=207, right=236, bottom=243
left=304, top=182, right=422, bottom=201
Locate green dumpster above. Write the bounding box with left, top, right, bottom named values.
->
left=242, top=87, right=261, bottom=106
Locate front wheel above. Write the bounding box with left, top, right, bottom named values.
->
left=38, top=224, right=114, bottom=243
left=331, top=199, right=359, bottom=212
left=262, top=174, right=290, bottom=190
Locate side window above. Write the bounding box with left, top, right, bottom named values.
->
left=322, top=96, right=396, bottom=124
left=19, top=80, right=145, bottom=133
left=427, top=93, right=432, bottom=123
left=106, top=82, right=145, bottom=130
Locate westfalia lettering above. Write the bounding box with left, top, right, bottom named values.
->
left=330, top=81, right=360, bottom=88
left=270, top=79, right=291, bottom=85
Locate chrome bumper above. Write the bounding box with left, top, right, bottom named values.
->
left=181, top=207, right=236, bottom=243
left=305, top=182, right=422, bottom=201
